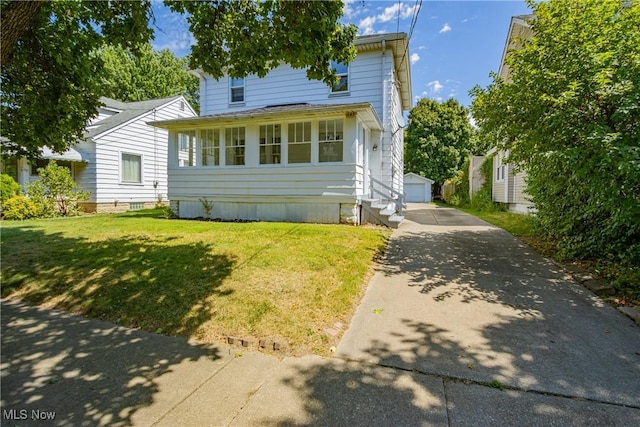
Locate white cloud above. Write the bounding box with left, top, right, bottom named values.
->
left=410, top=53, right=420, bottom=64
left=427, top=80, right=444, bottom=94
left=468, top=115, right=478, bottom=129
left=418, top=45, right=426, bottom=50
left=358, top=2, right=417, bottom=35
left=439, top=23, right=452, bottom=34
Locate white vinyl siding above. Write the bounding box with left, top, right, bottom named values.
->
left=200, top=52, right=384, bottom=118
left=83, top=97, right=196, bottom=204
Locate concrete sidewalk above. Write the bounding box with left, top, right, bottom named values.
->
left=2, top=204, right=639, bottom=426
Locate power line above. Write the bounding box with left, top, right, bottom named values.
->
left=399, top=0, right=423, bottom=70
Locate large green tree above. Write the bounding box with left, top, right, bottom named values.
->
left=470, top=0, right=640, bottom=266
left=99, top=44, right=199, bottom=113
left=1, top=0, right=356, bottom=159
left=404, top=98, right=475, bottom=185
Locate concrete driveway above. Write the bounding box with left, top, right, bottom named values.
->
left=2, top=203, right=639, bottom=426
left=339, top=203, right=640, bottom=410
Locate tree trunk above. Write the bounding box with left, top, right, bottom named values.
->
left=1, top=0, right=45, bottom=68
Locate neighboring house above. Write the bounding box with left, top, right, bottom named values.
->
left=489, top=14, right=536, bottom=215
left=404, top=173, right=434, bottom=203
left=1, top=96, right=196, bottom=213
left=150, top=33, right=412, bottom=227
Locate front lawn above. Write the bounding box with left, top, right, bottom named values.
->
left=1, top=210, right=390, bottom=355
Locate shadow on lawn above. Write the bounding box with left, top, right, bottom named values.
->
left=249, top=206, right=640, bottom=425
left=1, top=225, right=235, bottom=337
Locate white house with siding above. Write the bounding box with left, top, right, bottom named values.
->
left=489, top=14, right=535, bottom=214
left=150, top=33, right=412, bottom=227
left=1, top=96, right=196, bottom=212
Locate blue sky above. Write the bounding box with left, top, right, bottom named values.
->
left=150, top=1, right=532, bottom=108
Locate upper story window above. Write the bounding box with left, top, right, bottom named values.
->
left=230, top=77, right=245, bottom=103
left=178, top=131, right=196, bottom=167
left=288, top=122, right=311, bottom=164
left=201, top=129, right=220, bottom=166
left=225, top=127, right=245, bottom=165
left=331, top=61, right=349, bottom=93
left=259, top=124, right=281, bottom=165
left=319, top=119, right=343, bottom=163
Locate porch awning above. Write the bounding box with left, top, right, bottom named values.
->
left=42, top=146, right=86, bottom=162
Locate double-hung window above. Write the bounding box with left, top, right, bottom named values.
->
left=121, top=153, right=142, bottom=183
left=201, top=129, right=220, bottom=166
left=225, top=127, right=245, bottom=165
left=319, top=119, right=343, bottom=163
left=178, top=131, right=196, bottom=167
left=259, top=124, right=281, bottom=164
left=230, top=77, right=245, bottom=103
left=330, top=61, right=349, bottom=93
left=288, top=122, right=311, bottom=164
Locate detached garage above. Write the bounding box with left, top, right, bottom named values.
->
left=404, top=173, right=435, bottom=203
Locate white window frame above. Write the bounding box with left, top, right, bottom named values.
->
left=287, top=121, right=312, bottom=164
left=200, top=129, right=220, bottom=166
left=318, top=119, right=344, bottom=163
left=178, top=130, right=197, bottom=167
left=330, top=61, right=349, bottom=94
left=121, top=152, right=143, bottom=184
left=225, top=127, right=246, bottom=166
left=259, top=124, right=282, bottom=165
left=496, top=155, right=505, bottom=182
left=229, top=77, right=245, bottom=104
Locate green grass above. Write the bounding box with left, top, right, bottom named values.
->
left=1, top=209, right=390, bottom=355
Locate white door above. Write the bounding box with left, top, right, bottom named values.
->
left=405, top=183, right=425, bottom=202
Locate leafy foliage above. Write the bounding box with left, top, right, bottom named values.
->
left=99, top=44, right=199, bottom=113
left=27, top=161, right=89, bottom=217
left=405, top=98, right=475, bottom=185
left=2, top=195, right=38, bottom=220
left=470, top=0, right=640, bottom=267
left=1, top=173, right=22, bottom=204
left=1, top=0, right=356, bottom=160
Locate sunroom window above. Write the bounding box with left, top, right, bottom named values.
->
left=225, top=127, right=245, bottom=165
left=178, top=131, right=196, bottom=167
left=288, top=122, right=311, bottom=164
left=319, top=119, right=343, bottom=162
left=201, top=129, right=220, bottom=166
left=259, top=124, right=281, bottom=164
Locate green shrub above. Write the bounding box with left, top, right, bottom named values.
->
left=28, top=161, right=89, bottom=217
left=1, top=173, right=22, bottom=205
left=3, top=195, right=38, bottom=220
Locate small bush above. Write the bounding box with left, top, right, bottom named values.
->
left=27, top=161, right=89, bottom=217
left=3, top=195, right=38, bottom=220
left=1, top=173, right=22, bottom=205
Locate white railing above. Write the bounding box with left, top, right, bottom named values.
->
left=369, top=174, right=405, bottom=215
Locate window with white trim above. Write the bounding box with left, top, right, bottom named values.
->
left=319, top=119, right=343, bottom=163
left=121, top=153, right=142, bottom=183
left=496, top=155, right=505, bottom=182
left=259, top=124, right=281, bottom=164
left=225, top=127, right=245, bottom=165
left=178, top=131, right=196, bottom=167
left=330, top=61, right=349, bottom=93
left=288, top=122, right=311, bottom=164
left=230, top=77, right=245, bottom=103
left=201, top=129, right=220, bottom=166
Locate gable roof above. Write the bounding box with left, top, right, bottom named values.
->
left=85, top=96, right=188, bottom=140
left=498, top=14, right=535, bottom=81
left=149, top=102, right=383, bottom=131
left=404, top=172, right=435, bottom=184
